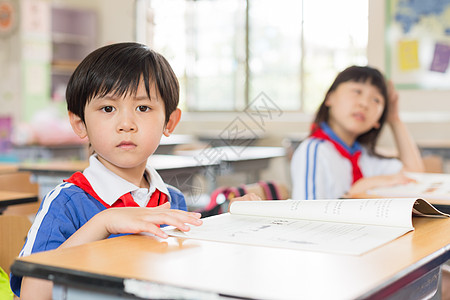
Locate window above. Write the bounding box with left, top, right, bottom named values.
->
left=146, top=0, right=368, bottom=113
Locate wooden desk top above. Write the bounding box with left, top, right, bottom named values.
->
left=0, top=190, right=38, bottom=207
left=0, top=163, right=19, bottom=174
left=12, top=217, right=450, bottom=299
left=19, top=160, right=89, bottom=174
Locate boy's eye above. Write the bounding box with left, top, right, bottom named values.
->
left=101, top=106, right=115, bottom=113
left=137, top=105, right=150, bottom=112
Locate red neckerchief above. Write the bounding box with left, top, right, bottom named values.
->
left=64, top=172, right=168, bottom=208
left=310, top=127, right=363, bottom=183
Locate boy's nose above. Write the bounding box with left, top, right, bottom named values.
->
left=118, top=112, right=136, bottom=132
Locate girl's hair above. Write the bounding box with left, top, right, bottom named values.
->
left=66, top=42, right=179, bottom=124
left=312, top=65, right=389, bottom=156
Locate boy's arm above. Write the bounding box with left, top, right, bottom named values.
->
left=386, top=81, right=424, bottom=172
left=60, top=202, right=201, bottom=249
left=21, top=278, right=52, bottom=300
left=20, top=203, right=202, bottom=299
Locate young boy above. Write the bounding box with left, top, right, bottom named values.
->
left=10, top=42, right=204, bottom=299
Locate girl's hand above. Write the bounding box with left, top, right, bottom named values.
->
left=386, top=80, right=401, bottom=124
left=385, top=172, right=416, bottom=186
left=99, top=202, right=202, bottom=239
left=347, top=172, right=415, bottom=197
left=228, top=193, right=261, bottom=212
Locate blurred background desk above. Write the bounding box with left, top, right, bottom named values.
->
left=0, top=190, right=38, bottom=214
left=12, top=144, right=89, bottom=162
left=196, top=129, right=265, bottom=147
left=18, top=155, right=218, bottom=206
left=11, top=217, right=450, bottom=299
left=155, top=134, right=196, bottom=155
left=177, top=146, right=286, bottom=183
left=0, top=163, right=19, bottom=174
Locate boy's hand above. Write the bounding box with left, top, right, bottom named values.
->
left=101, top=202, right=202, bottom=239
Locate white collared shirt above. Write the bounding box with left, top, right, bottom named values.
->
left=83, top=155, right=170, bottom=207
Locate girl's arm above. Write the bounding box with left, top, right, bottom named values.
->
left=386, top=80, right=424, bottom=172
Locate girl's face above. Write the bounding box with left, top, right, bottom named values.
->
left=325, top=80, right=385, bottom=146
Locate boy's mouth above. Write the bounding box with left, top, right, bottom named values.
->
left=117, top=141, right=137, bottom=149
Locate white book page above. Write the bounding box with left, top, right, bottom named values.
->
left=230, top=198, right=416, bottom=228
left=166, top=213, right=412, bottom=255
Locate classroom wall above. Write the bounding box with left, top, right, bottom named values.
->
left=2, top=0, right=450, bottom=150
left=176, top=0, right=450, bottom=150
left=0, top=0, right=134, bottom=128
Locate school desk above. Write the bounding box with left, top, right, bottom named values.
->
left=18, top=155, right=218, bottom=205
left=11, top=217, right=450, bottom=300
left=417, top=139, right=450, bottom=161
left=177, top=146, right=286, bottom=183
left=13, top=144, right=89, bottom=161
left=196, top=129, right=265, bottom=147
left=0, top=190, right=38, bottom=214
left=156, top=134, right=196, bottom=154
left=18, top=155, right=216, bottom=179
left=0, top=163, right=19, bottom=174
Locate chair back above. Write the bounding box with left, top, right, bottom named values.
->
left=201, top=181, right=290, bottom=217
left=0, top=215, right=31, bottom=275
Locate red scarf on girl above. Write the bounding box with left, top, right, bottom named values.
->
left=310, top=124, right=363, bottom=183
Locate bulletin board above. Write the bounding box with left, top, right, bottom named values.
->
left=385, top=0, right=450, bottom=89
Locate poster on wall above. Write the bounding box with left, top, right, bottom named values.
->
left=386, top=0, right=450, bottom=89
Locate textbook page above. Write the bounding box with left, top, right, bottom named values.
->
left=367, top=172, right=450, bottom=201
left=165, top=198, right=448, bottom=255
left=229, top=198, right=417, bottom=228
left=166, top=213, right=411, bottom=255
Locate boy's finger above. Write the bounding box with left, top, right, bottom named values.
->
left=156, top=202, right=171, bottom=209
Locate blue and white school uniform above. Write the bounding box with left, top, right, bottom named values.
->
left=291, top=123, right=402, bottom=200
left=10, top=155, right=186, bottom=296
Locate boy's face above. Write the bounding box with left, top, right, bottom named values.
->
left=69, top=80, right=181, bottom=174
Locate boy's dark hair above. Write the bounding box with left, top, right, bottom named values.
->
left=66, top=42, right=179, bottom=124
left=312, top=65, right=389, bottom=156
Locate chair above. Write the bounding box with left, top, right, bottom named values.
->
left=0, top=172, right=38, bottom=275
left=0, top=215, right=32, bottom=275
left=200, top=181, right=290, bottom=217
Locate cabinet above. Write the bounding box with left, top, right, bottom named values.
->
left=51, top=6, right=97, bottom=101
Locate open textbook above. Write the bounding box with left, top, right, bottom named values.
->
left=367, top=172, right=450, bottom=201
left=165, top=198, right=449, bottom=255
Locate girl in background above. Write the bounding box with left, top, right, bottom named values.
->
left=291, top=65, right=424, bottom=200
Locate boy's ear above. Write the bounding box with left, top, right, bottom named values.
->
left=68, top=112, right=88, bottom=139
left=163, top=108, right=182, bottom=137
